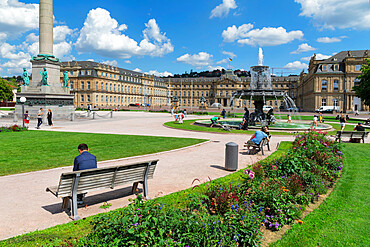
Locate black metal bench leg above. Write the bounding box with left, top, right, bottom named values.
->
left=132, top=182, right=139, bottom=194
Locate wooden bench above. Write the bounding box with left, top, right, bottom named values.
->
left=46, top=159, right=158, bottom=220
left=246, top=135, right=271, bottom=155
left=335, top=131, right=368, bottom=143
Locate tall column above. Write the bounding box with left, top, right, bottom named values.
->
left=39, top=0, right=53, bottom=55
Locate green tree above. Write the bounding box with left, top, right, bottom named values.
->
left=0, top=78, right=13, bottom=101
left=353, top=58, right=370, bottom=106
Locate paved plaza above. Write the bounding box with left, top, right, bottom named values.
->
left=0, top=111, right=360, bottom=240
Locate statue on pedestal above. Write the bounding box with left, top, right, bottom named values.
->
left=40, top=68, right=48, bottom=85
left=22, top=68, right=29, bottom=86
left=62, top=71, right=69, bottom=87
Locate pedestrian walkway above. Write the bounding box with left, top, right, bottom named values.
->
left=0, top=112, right=295, bottom=240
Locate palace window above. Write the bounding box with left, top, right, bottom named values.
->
left=333, top=80, right=339, bottom=90
left=101, top=83, right=103, bottom=91
left=333, top=99, right=338, bottom=107
left=96, top=82, right=98, bottom=90
left=81, top=70, right=85, bottom=76
left=70, top=71, right=73, bottom=75
left=321, top=98, right=327, bottom=106
left=87, top=70, right=91, bottom=75
left=110, top=84, right=112, bottom=91
left=114, top=84, right=116, bottom=92
left=70, top=81, right=73, bottom=89
left=87, top=81, right=90, bottom=90
left=81, top=95, right=84, bottom=102
left=334, top=64, right=339, bottom=71
left=105, top=84, right=108, bottom=91
left=81, top=81, right=84, bottom=90
left=322, top=65, right=327, bottom=71
left=87, top=95, right=90, bottom=102
left=101, top=95, right=104, bottom=102
left=354, top=78, right=361, bottom=85
left=355, top=65, right=361, bottom=71
left=321, top=80, right=327, bottom=90
left=106, top=96, right=108, bottom=102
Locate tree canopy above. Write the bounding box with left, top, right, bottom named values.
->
left=353, top=58, right=370, bottom=106
left=0, top=78, right=13, bottom=101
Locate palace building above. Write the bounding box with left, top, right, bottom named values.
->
left=166, top=70, right=299, bottom=110
left=297, top=50, right=369, bottom=112
left=60, top=61, right=168, bottom=109
left=59, top=49, right=368, bottom=112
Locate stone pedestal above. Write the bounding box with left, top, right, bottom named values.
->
left=15, top=58, right=74, bottom=120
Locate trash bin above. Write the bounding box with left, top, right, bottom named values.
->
left=225, top=142, right=238, bottom=171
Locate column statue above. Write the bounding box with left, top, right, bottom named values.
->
left=22, top=68, right=29, bottom=86
left=62, top=71, right=69, bottom=87
left=40, top=68, right=48, bottom=85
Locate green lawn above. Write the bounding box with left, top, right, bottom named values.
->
left=0, top=108, right=15, bottom=111
left=0, top=131, right=206, bottom=176
left=272, top=143, right=370, bottom=247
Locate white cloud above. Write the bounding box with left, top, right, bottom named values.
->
left=223, top=24, right=304, bottom=46
left=54, top=25, right=75, bottom=43
left=176, top=52, right=213, bottom=67
left=207, top=65, right=225, bottom=71
left=133, top=68, right=142, bottom=72
left=283, top=61, right=308, bottom=70
left=103, top=60, right=118, bottom=66
left=301, top=53, right=331, bottom=61
left=222, top=51, right=236, bottom=58
left=75, top=8, right=174, bottom=59
left=124, top=60, right=131, bottom=64
left=222, top=24, right=253, bottom=42
left=210, top=0, right=237, bottom=19
left=0, top=42, right=31, bottom=74
left=87, top=59, right=94, bottom=62
left=0, top=0, right=38, bottom=38
left=216, top=59, right=228, bottom=64
left=237, top=27, right=304, bottom=46
left=147, top=70, right=173, bottom=77
left=291, top=43, right=316, bottom=54
left=316, top=36, right=346, bottom=43
left=295, top=0, right=370, bottom=30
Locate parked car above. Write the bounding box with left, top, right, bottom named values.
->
left=129, top=103, right=139, bottom=107
left=210, top=103, right=222, bottom=108
left=263, top=105, right=273, bottom=111
left=315, top=106, right=338, bottom=113
left=287, top=107, right=300, bottom=112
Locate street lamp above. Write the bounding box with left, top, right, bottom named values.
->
left=20, top=97, right=26, bottom=128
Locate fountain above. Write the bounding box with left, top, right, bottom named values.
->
left=194, top=48, right=332, bottom=131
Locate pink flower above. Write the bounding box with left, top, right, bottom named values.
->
left=249, top=172, right=255, bottom=179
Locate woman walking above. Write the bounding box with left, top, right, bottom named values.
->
left=47, top=109, right=53, bottom=126
left=24, top=110, right=30, bottom=128
left=339, top=114, right=346, bottom=131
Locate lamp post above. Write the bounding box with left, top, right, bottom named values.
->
left=20, top=97, right=26, bottom=128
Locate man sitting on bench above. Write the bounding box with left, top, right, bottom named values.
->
left=244, top=126, right=270, bottom=153
left=73, top=143, right=97, bottom=204
left=351, top=122, right=365, bottom=143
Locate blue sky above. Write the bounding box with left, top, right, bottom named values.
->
left=0, top=0, right=369, bottom=77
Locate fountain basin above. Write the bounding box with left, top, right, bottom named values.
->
left=194, top=119, right=332, bottom=131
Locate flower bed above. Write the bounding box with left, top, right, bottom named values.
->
left=78, top=130, right=343, bottom=246
left=0, top=124, right=27, bottom=133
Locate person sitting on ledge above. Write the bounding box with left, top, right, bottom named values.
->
left=244, top=126, right=270, bottom=152
left=210, top=116, right=220, bottom=128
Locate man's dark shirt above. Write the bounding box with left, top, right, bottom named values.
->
left=73, top=151, right=97, bottom=171
left=355, top=125, right=365, bottom=131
